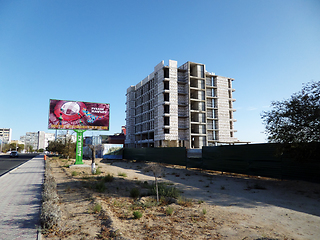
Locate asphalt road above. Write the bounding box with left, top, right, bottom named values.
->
left=0, top=153, right=39, bottom=176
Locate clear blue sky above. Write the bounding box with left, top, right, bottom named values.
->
left=1, top=0, right=319, bottom=143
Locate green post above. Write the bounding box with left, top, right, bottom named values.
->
left=74, top=129, right=86, bottom=165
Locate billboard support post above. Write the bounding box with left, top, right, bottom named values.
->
left=74, top=129, right=86, bottom=165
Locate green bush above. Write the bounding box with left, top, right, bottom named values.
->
left=133, top=211, right=142, bottom=219
left=72, top=171, right=79, bottom=176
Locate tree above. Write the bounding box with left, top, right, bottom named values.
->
left=88, top=144, right=96, bottom=174
left=144, top=163, right=162, bottom=202
left=26, top=145, right=34, bottom=153
left=17, top=144, right=24, bottom=153
left=261, top=81, right=320, bottom=158
left=46, top=139, right=76, bottom=159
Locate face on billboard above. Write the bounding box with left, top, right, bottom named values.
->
left=48, top=99, right=110, bottom=130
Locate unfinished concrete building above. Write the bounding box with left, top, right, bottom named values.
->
left=125, top=60, right=238, bottom=148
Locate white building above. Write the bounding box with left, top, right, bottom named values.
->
left=125, top=60, right=238, bottom=148
left=0, top=128, right=12, bottom=143
left=20, top=131, right=55, bottom=150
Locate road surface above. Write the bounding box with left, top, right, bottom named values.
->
left=0, top=153, right=39, bottom=176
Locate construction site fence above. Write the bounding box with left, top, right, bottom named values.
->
left=123, top=143, right=320, bottom=183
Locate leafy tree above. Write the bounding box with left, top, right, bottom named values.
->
left=47, top=139, right=76, bottom=159
left=47, top=140, right=63, bottom=154
left=18, top=144, right=24, bottom=153
left=28, top=145, right=34, bottom=153
left=261, top=81, right=320, bottom=159
left=1, top=143, right=10, bottom=153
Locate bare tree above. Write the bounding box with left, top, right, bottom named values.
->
left=88, top=145, right=96, bottom=174
left=144, top=163, right=162, bottom=202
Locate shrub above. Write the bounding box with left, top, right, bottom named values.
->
left=93, top=168, right=101, bottom=175
left=166, top=206, right=174, bottom=216
left=93, top=203, right=102, bottom=213
left=95, top=181, right=106, bottom=193
left=103, top=173, right=114, bottom=182
left=130, top=188, right=140, bottom=199
left=40, top=200, right=61, bottom=230
left=148, top=182, right=180, bottom=199
left=133, top=211, right=142, bottom=219
left=72, top=171, right=79, bottom=176
left=177, top=196, right=193, bottom=207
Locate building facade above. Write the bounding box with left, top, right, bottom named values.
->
left=0, top=128, right=12, bottom=143
left=20, top=131, right=55, bottom=150
left=125, top=60, right=238, bottom=148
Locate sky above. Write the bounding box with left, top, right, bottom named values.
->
left=0, top=0, right=319, bottom=143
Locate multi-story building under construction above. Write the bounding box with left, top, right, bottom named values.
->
left=125, top=60, right=238, bottom=148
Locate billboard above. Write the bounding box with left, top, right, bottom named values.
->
left=48, top=99, right=110, bottom=130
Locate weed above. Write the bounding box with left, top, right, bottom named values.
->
left=142, top=198, right=159, bottom=208
left=103, top=174, right=114, bottom=182
left=133, top=210, right=142, bottom=219
left=177, top=196, right=193, bottom=207
left=198, top=200, right=204, bottom=204
left=130, top=188, right=140, bottom=199
left=148, top=182, right=180, bottom=199
left=166, top=206, right=174, bottom=216
left=95, top=181, right=106, bottom=193
left=93, top=203, right=102, bottom=213
left=93, top=168, right=101, bottom=175
left=71, top=171, right=79, bottom=176
left=113, top=200, right=126, bottom=208
left=118, top=172, right=127, bottom=177
left=202, top=208, right=207, bottom=215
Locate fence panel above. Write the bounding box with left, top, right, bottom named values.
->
left=124, top=144, right=320, bottom=182
left=123, top=147, right=186, bottom=166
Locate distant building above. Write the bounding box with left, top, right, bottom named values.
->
left=20, top=131, right=55, bottom=150
left=125, top=60, right=238, bottom=148
left=84, top=136, right=102, bottom=146
left=0, top=128, right=12, bottom=143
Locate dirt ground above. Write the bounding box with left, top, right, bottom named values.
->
left=42, top=157, right=320, bottom=240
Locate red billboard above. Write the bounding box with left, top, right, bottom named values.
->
left=48, top=99, right=110, bottom=130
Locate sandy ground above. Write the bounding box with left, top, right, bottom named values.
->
left=43, top=157, right=320, bottom=240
